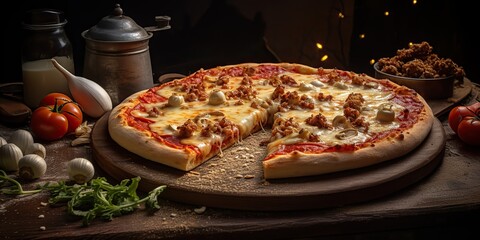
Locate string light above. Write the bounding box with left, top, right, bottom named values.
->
left=338, top=12, right=345, bottom=19
left=321, top=55, right=329, bottom=61
left=358, top=2, right=426, bottom=70
left=316, top=43, right=323, bottom=49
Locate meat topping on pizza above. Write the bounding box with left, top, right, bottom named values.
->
left=109, top=63, right=433, bottom=178
left=135, top=65, right=420, bottom=149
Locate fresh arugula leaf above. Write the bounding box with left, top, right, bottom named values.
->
left=45, top=181, right=82, bottom=204
left=146, top=185, right=167, bottom=210
left=44, top=176, right=166, bottom=226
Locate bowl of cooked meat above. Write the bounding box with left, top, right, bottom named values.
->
left=374, top=41, right=465, bottom=99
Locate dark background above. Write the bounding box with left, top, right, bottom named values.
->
left=3, top=0, right=478, bottom=84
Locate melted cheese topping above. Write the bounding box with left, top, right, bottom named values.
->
left=282, top=74, right=403, bottom=142
left=126, top=67, right=408, bottom=159
left=260, top=72, right=403, bottom=147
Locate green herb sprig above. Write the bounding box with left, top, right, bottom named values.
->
left=0, top=170, right=43, bottom=195
left=45, top=176, right=166, bottom=226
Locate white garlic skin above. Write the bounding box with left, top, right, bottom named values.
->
left=9, top=129, right=34, bottom=154
left=69, top=76, right=113, bottom=118
left=0, top=143, right=23, bottom=171
left=51, top=58, right=112, bottom=118
left=27, top=143, right=46, bottom=159
left=75, top=121, right=91, bottom=137
left=67, top=158, right=95, bottom=184
left=18, top=154, right=47, bottom=179
left=0, top=136, right=7, bottom=147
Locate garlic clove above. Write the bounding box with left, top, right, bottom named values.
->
left=72, top=121, right=92, bottom=146
left=67, top=158, right=95, bottom=184
left=18, top=154, right=47, bottom=180
left=9, top=129, right=34, bottom=154
left=0, top=143, right=23, bottom=171
left=71, top=136, right=90, bottom=146
left=75, top=121, right=92, bottom=137
left=52, top=58, right=112, bottom=118
left=0, top=136, right=7, bottom=147
left=27, top=143, right=46, bottom=159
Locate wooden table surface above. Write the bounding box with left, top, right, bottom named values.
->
left=1, top=84, right=479, bottom=240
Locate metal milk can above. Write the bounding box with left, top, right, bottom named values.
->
left=82, top=4, right=170, bottom=106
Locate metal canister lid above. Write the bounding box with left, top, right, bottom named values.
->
left=22, top=9, right=67, bottom=30
left=82, top=4, right=150, bottom=42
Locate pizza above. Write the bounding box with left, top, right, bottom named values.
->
left=108, top=63, right=434, bottom=179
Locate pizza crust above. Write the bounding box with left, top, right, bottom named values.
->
left=263, top=94, right=434, bottom=179
left=220, top=62, right=319, bottom=75
left=109, top=91, right=199, bottom=171
left=107, top=62, right=435, bottom=179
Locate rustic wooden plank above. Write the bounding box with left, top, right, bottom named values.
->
left=1, top=87, right=479, bottom=240
left=428, top=78, right=473, bottom=117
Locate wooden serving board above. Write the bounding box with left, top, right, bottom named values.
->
left=428, top=78, right=473, bottom=117
left=91, top=115, right=445, bottom=211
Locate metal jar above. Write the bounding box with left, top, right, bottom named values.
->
left=82, top=4, right=170, bottom=106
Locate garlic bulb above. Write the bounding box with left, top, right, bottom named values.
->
left=67, top=158, right=95, bottom=184
left=52, top=58, right=112, bottom=118
left=27, top=143, right=46, bottom=158
left=0, top=143, right=23, bottom=171
left=71, top=137, right=90, bottom=147
left=9, top=129, right=34, bottom=154
left=0, top=136, right=7, bottom=147
left=18, top=154, right=47, bottom=179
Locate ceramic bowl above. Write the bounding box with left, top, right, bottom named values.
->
left=373, top=62, right=454, bottom=99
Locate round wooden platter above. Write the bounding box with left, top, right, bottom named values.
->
left=91, top=115, right=445, bottom=211
left=427, top=78, right=473, bottom=117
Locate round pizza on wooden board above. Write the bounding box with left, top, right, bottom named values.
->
left=107, top=63, right=434, bottom=179
left=92, top=115, right=444, bottom=210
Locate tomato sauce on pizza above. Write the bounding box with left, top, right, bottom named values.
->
left=108, top=63, right=434, bottom=179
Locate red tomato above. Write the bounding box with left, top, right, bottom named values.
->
left=30, top=106, right=69, bottom=141
left=457, top=116, right=480, bottom=146
left=61, top=102, right=83, bottom=133
left=39, top=93, right=83, bottom=134
left=39, top=93, right=72, bottom=106
left=448, top=102, right=480, bottom=146
left=448, top=103, right=480, bottom=133
left=469, top=102, right=480, bottom=113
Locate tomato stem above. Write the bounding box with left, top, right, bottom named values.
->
left=49, top=98, right=82, bottom=120
left=53, top=98, right=60, bottom=112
